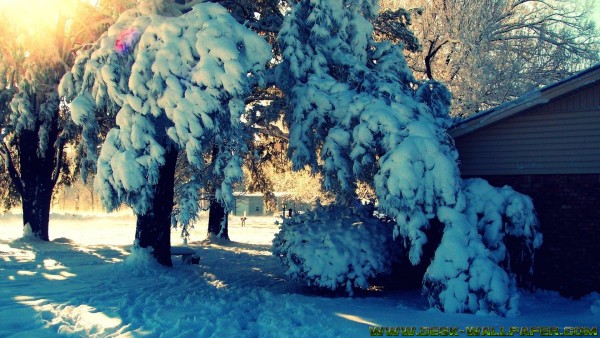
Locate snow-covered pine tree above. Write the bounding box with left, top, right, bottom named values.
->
left=171, top=0, right=289, bottom=241
left=276, top=0, right=541, bottom=315
left=60, top=0, right=271, bottom=265
left=0, top=0, right=119, bottom=240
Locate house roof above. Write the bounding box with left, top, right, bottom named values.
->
left=449, top=63, right=600, bottom=138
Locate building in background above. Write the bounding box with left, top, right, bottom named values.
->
left=232, top=192, right=312, bottom=217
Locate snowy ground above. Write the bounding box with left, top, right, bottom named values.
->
left=0, top=211, right=598, bottom=337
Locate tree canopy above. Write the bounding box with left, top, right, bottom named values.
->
left=0, top=0, right=127, bottom=239
left=61, top=0, right=272, bottom=263
left=382, top=0, right=600, bottom=116
left=275, top=0, right=541, bottom=316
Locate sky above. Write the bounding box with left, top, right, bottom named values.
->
left=593, top=0, right=600, bottom=27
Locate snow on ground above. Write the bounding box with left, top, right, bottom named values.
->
left=0, top=211, right=598, bottom=337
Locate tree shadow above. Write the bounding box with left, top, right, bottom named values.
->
left=189, top=238, right=425, bottom=300
left=189, top=238, right=305, bottom=294
left=0, top=238, right=130, bottom=336
left=0, top=234, right=429, bottom=337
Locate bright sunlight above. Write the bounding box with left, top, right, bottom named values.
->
left=0, top=0, right=112, bottom=85
left=0, top=0, right=82, bottom=40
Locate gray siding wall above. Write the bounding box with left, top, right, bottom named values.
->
left=234, top=196, right=265, bottom=216
left=455, top=82, right=600, bottom=176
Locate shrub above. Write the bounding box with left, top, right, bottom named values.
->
left=272, top=205, right=398, bottom=295
left=423, top=179, right=542, bottom=316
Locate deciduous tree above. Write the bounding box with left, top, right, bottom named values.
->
left=382, top=0, right=600, bottom=116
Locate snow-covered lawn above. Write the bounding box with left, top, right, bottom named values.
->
left=0, top=212, right=598, bottom=337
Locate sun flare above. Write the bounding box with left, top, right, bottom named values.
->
left=0, top=0, right=80, bottom=37
left=1, top=0, right=109, bottom=48
left=0, top=0, right=115, bottom=84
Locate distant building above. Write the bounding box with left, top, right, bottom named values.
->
left=232, top=192, right=312, bottom=217
left=449, top=64, right=600, bottom=297
left=233, top=192, right=266, bottom=216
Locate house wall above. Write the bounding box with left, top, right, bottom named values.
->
left=233, top=196, right=264, bottom=216
left=247, top=196, right=264, bottom=216
left=455, top=82, right=600, bottom=176
left=453, top=80, right=600, bottom=297
left=234, top=198, right=249, bottom=216
left=472, top=174, right=600, bottom=297
left=233, top=193, right=314, bottom=217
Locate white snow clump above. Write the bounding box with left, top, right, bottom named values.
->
left=272, top=205, right=399, bottom=295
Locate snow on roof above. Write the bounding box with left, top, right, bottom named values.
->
left=450, top=63, right=600, bottom=138
left=233, top=192, right=289, bottom=197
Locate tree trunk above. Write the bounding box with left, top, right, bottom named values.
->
left=18, top=126, right=59, bottom=241
left=207, top=199, right=229, bottom=240
left=21, top=183, right=53, bottom=241
left=207, top=145, right=229, bottom=240
left=134, top=147, right=178, bottom=267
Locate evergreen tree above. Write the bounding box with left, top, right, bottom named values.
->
left=276, top=0, right=541, bottom=315
left=61, top=0, right=271, bottom=265
left=0, top=0, right=120, bottom=240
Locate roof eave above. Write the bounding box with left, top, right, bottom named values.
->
left=449, top=64, right=600, bottom=139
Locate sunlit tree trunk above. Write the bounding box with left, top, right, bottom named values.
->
left=134, top=147, right=178, bottom=267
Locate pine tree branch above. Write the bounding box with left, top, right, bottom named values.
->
left=245, top=19, right=282, bottom=34
left=247, top=67, right=279, bottom=89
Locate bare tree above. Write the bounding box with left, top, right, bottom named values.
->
left=382, top=0, right=600, bottom=116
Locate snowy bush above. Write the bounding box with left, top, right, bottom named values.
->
left=272, top=205, right=399, bottom=295
left=423, top=179, right=542, bottom=316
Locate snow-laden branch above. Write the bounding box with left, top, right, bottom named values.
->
left=64, top=2, right=272, bottom=216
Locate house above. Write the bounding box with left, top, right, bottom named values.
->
left=233, top=192, right=267, bottom=216
left=232, top=192, right=312, bottom=217
left=449, top=63, right=600, bottom=297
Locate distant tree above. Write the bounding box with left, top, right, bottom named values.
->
left=382, top=0, right=600, bottom=116
left=259, top=158, right=335, bottom=209
left=53, top=175, right=99, bottom=211
left=0, top=0, right=120, bottom=240
left=199, top=87, right=289, bottom=238
left=61, top=0, right=271, bottom=265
